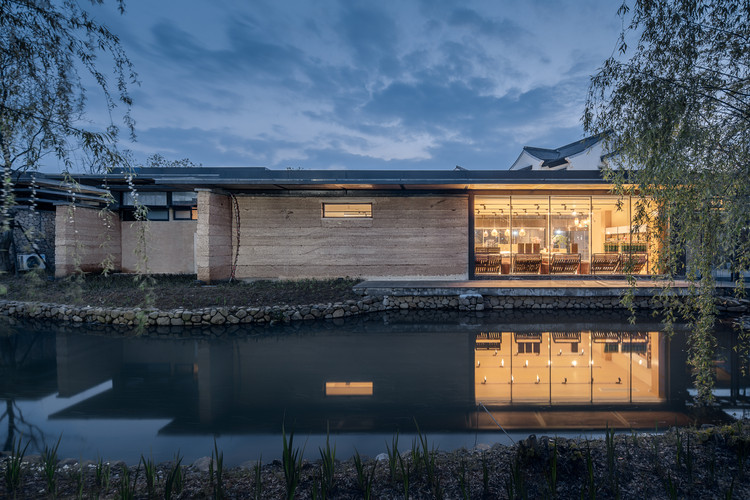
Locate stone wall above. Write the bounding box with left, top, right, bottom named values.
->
left=233, top=194, right=469, bottom=280
left=54, top=205, right=122, bottom=277
left=13, top=207, right=56, bottom=271
left=6, top=292, right=744, bottom=330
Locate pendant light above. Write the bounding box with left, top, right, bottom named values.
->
left=491, top=212, right=499, bottom=237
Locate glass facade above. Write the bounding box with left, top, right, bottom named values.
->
left=474, top=195, right=655, bottom=276
left=475, top=330, right=665, bottom=405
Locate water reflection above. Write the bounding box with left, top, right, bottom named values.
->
left=475, top=331, right=664, bottom=405
left=0, top=310, right=745, bottom=464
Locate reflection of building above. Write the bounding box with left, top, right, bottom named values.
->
left=37, top=312, right=703, bottom=433
left=474, top=331, right=665, bottom=405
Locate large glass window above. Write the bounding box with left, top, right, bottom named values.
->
left=550, top=197, right=589, bottom=274
left=473, top=195, right=656, bottom=276
left=510, top=197, right=548, bottom=273
left=474, top=197, right=510, bottom=275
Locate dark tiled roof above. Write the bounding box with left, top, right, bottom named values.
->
left=523, top=132, right=610, bottom=167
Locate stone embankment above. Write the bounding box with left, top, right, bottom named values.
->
left=1, top=292, right=748, bottom=328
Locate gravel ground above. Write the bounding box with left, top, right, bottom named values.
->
left=3, top=423, right=750, bottom=499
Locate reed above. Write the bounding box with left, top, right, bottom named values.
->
left=282, top=424, right=304, bottom=500
left=212, top=437, right=225, bottom=500
left=4, top=436, right=29, bottom=495
left=164, top=452, right=184, bottom=500
left=414, top=419, right=438, bottom=490
left=675, top=429, right=683, bottom=467
left=310, top=470, right=324, bottom=500
left=725, top=476, right=735, bottom=500
left=663, top=472, right=677, bottom=500
left=605, top=425, right=615, bottom=479
left=41, top=434, right=62, bottom=496
left=397, top=451, right=410, bottom=499
left=95, top=457, right=111, bottom=492
left=117, top=465, right=139, bottom=500
left=455, top=457, right=469, bottom=500
left=252, top=455, right=263, bottom=500
left=385, top=431, right=400, bottom=485
left=319, top=424, right=336, bottom=496
left=73, top=463, right=84, bottom=500
left=140, top=454, right=156, bottom=498
left=506, top=455, right=526, bottom=500
left=410, top=437, right=421, bottom=476
left=546, top=438, right=558, bottom=498
left=583, top=439, right=596, bottom=500
left=353, top=449, right=376, bottom=499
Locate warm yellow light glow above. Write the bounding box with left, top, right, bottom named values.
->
left=322, top=203, right=372, bottom=218
left=572, top=360, right=577, bottom=367
left=325, top=382, right=373, bottom=396
left=491, top=228, right=499, bottom=237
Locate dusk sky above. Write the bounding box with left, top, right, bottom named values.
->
left=88, top=0, right=624, bottom=171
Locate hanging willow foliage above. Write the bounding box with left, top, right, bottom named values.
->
left=0, top=0, right=136, bottom=272
left=584, top=0, right=750, bottom=404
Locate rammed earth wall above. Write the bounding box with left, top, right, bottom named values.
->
left=2, top=294, right=746, bottom=328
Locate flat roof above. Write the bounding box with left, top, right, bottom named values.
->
left=57, top=167, right=611, bottom=192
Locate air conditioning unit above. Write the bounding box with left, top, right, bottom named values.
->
left=17, top=254, right=46, bottom=271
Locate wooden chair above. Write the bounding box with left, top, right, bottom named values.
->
left=550, top=253, right=581, bottom=274
left=513, top=254, right=542, bottom=274
left=619, top=253, right=648, bottom=274
left=475, top=254, right=501, bottom=274
left=591, top=253, right=620, bottom=274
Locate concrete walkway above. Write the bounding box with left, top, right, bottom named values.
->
left=354, top=279, right=691, bottom=297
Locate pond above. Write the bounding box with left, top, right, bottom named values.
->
left=0, top=310, right=747, bottom=466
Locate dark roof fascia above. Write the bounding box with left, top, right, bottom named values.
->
left=50, top=168, right=610, bottom=191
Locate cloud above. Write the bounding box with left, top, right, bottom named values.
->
left=104, top=0, right=620, bottom=173
left=336, top=4, right=399, bottom=66
left=447, top=7, right=528, bottom=42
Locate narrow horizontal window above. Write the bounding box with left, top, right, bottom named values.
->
left=122, top=191, right=167, bottom=207
left=171, top=191, right=198, bottom=206
left=173, top=208, right=197, bottom=220
left=325, top=381, right=373, bottom=396
left=146, top=208, right=169, bottom=221
left=322, top=203, right=372, bottom=218
left=121, top=208, right=169, bottom=221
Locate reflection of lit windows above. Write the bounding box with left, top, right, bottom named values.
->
left=325, top=382, right=373, bottom=396
left=517, top=342, right=540, bottom=354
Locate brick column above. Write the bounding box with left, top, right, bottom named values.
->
left=196, top=189, right=232, bottom=282
left=54, top=204, right=121, bottom=278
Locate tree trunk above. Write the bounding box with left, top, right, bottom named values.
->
left=0, top=228, right=14, bottom=273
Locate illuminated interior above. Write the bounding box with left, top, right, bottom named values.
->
left=325, top=381, right=374, bottom=396
left=474, top=330, right=664, bottom=405
left=474, top=195, right=655, bottom=276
